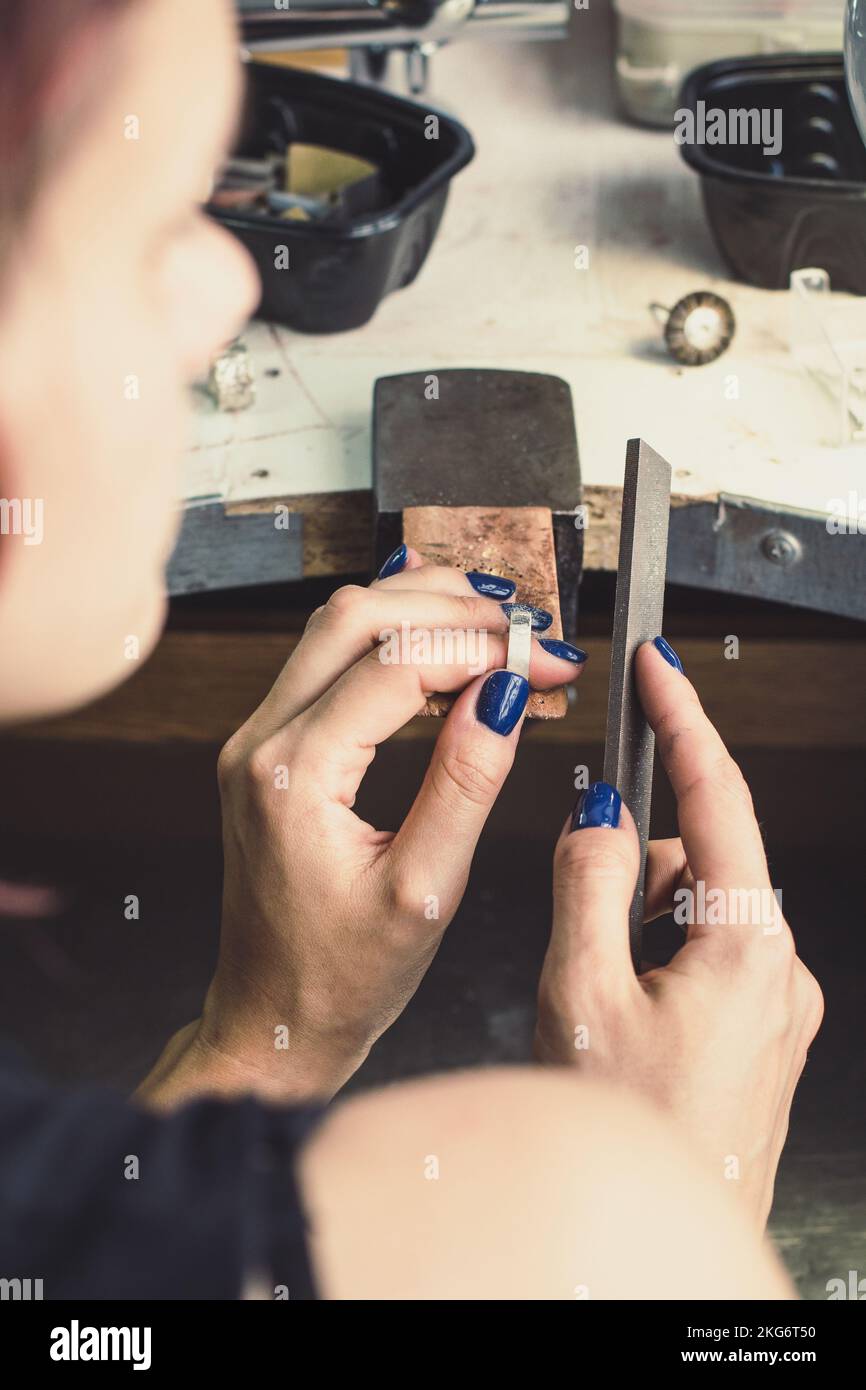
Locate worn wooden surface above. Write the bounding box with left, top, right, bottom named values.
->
left=166, top=502, right=303, bottom=595
left=403, top=504, right=567, bottom=719
left=227, top=489, right=371, bottom=576
left=771, top=1152, right=866, bottom=1300
left=10, top=633, right=866, bottom=748
left=221, top=484, right=710, bottom=581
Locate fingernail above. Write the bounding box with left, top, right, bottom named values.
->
left=475, top=670, right=529, bottom=736
left=467, top=571, right=516, bottom=600
left=571, top=781, right=622, bottom=830
left=653, top=635, right=684, bottom=673
left=378, top=543, right=407, bottom=579
left=538, top=638, right=588, bottom=665
left=501, top=602, right=553, bottom=633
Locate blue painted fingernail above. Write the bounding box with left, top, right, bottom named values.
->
left=539, top=638, right=588, bottom=664
left=378, top=543, right=407, bottom=579
left=501, top=602, right=553, bottom=633
left=653, top=635, right=684, bottom=673
left=467, top=571, right=516, bottom=600
left=475, top=671, right=529, bottom=736
left=571, top=781, right=622, bottom=830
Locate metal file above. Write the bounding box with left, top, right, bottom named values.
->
left=602, top=438, right=672, bottom=969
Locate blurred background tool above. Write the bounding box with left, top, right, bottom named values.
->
left=654, top=290, right=736, bottom=366
left=615, top=0, right=845, bottom=127
left=372, top=369, right=582, bottom=718
left=678, top=53, right=866, bottom=294
left=208, top=64, right=474, bottom=332
left=236, top=0, right=569, bottom=94
left=602, top=440, right=672, bottom=969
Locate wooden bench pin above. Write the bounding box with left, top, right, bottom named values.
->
left=372, top=368, right=583, bottom=718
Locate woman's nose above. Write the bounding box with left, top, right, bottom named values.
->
left=177, top=222, right=261, bottom=381
left=212, top=223, right=261, bottom=339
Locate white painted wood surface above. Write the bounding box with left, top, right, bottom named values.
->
left=184, top=0, right=866, bottom=527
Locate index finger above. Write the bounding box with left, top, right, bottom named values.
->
left=635, top=640, right=771, bottom=901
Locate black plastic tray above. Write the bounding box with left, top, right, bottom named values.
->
left=678, top=54, right=866, bottom=293
left=208, top=63, right=475, bottom=333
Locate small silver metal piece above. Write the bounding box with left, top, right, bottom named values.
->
left=761, top=530, right=803, bottom=567
left=505, top=605, right=532, bottom=682
left=207, top=339, right=256, bottom=413
left=406, top=43, right=432, bottom=95
left=265, top=189, right=333, bottom=219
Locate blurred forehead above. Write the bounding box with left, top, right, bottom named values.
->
left=44, top=0, right=241, bottom=227
left=121, top=0, right=240, bottom=189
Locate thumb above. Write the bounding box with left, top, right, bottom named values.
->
left=550, top=783, right=641, bottom=994
left=387, top=669, right=528, bottom=913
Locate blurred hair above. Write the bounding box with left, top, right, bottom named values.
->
left=0, top=0, right=136, bottom=263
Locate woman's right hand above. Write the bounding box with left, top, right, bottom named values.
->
left=534, top=637, right=824, bottom=1228
left=139, top=552, right=586, bottom=1110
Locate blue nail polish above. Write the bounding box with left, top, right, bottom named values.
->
left=538, top=638, right=588, bottom=664
left=378, top=543, right=407, bottom=579
left=653, top=635, right=684, bottom=673
left=500, top=602, right=553, bottom=633
left=571, top=781, right=622, bottom=830
left=475, top=671, right=529, bottom=736
left=467, top=571, right=516, bottom=600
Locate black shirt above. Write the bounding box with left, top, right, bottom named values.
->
left=0, top=1050, right=322, bottom=1300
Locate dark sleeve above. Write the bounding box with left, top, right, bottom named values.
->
left=0, top=1051, right=323, bottom=1300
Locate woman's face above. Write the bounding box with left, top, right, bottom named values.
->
left=0, top=0, right=258, bottom=720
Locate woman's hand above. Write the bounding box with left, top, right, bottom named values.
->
left=534, top=638, right=823, bottom=1228
left=140, top=551, right=586, bottom=1107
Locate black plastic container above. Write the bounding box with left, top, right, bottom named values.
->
left=679, top=55, right=866, bottom=293
left=208, top=63, right=474, bottom=333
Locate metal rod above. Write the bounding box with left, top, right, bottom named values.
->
left=237, top=0, right=569, bottom=53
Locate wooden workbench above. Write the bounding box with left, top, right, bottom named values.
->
left=10, top=3, right=866, bottom=751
